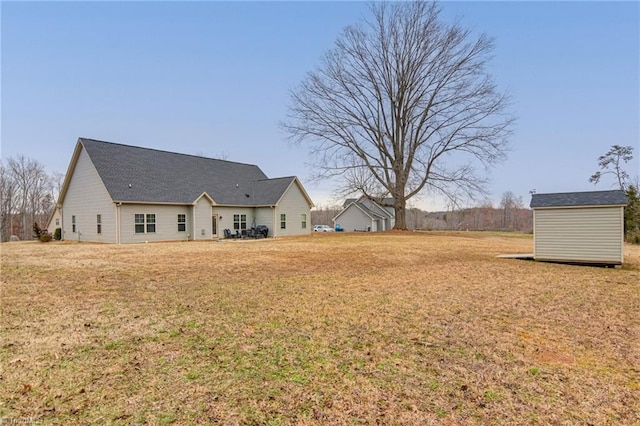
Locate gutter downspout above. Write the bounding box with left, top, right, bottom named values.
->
left=59, top=206, right=64, bottom=241
left=115, top=203, right=121, bottom=244
left=272, top=206, right=276, bottom=238
left=192, top=203, right=196, bottom=241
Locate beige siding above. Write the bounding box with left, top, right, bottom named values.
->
left=334, top=205, right=373, bottom=232
left=193, top=197, right=213, bottom=240
left=119, top=204, right=191, bottom=243
left=212, top=207, right=276, bottom=238
left=46, top=208, right=62, bottom=233
left=214, top=207, right=254, bottom=237
left=254, top=207, right=275, bottom=237
left=213, top=207, right=237, bottom=236
left=62, top=148, right=116, bottom=243
left=274, top=182, right=312, bottom=237
left=534, top=207, right=624, bottom=263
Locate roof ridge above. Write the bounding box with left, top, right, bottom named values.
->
left=256, top=176, right=296, bottom=182
left=78, top=137, right=260, bottom=168
left=534, top=189, right=625, bottom=195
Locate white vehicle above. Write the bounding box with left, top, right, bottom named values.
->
left=313, top=224, right=334, bottom=232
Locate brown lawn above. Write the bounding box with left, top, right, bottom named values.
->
left=1, top=232, right=639, bottom=425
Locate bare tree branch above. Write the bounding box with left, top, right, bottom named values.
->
left=589, top=145, right=634, bottom=191
left=282, top=1, right=514, bottom=229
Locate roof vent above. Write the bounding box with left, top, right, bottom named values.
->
left=128, top=184, right=132, bottom=188
left=245, top=193, right=250, bottom=198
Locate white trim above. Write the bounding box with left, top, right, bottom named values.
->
left=274, top=177, right=315, bottom=208
left=192, top=191, right=216, bottom=205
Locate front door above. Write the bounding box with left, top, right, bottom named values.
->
left=212, top=215, right=218, bottom=238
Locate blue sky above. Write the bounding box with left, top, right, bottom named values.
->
left=2, top=1, right=638, bottom=210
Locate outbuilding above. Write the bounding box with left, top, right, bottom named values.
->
left=530, top=190, right=628, bottom=265
left=333, top=196, right=395, bottom=232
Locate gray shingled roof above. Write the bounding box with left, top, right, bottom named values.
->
left=79, top=138, right=301, bottom=206
left=343, top=196, right=395, bottom=209
left=355, top=202, right=387, bottom=219
left=530, top=190, right=627, bottom=208
left=378, top=197, right=395, bottom=207
left=343, top=198, right=358, bottom=208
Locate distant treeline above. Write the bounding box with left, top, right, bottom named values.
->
left=312, top=204, right=532, bottom=233
left=1, top=155, right=63, bottom=242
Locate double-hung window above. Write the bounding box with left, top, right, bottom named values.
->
left=280, top=214, right=286, bottom=229
left=301, top=214, right=307, bottom=229
left=97, top=214, right=102, bottom=234
left=135, top=214, right=145, bottom=233
left=135, top=214, right=156, bottom=234
left=146, top=214, right=156, bottom=233
left=72, top=215, right=76, bottom=233
left=177, top=214, right=186, bottom=232
left=233, top=214, right=247, bottom=230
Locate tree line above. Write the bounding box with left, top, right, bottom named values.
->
left=311, top=191, right=532, bottom=233
left=0, top=155, right=63, bottom=242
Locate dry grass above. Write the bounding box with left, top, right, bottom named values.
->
left=1, top=232, right=639, bottom=425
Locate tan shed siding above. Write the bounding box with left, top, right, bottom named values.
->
left=62, top=148, right=116, bottom=243
left=274, top=183, right=312, bottom=236
left=534, top=207, right=623, bottom=263
left=193, top=197, right=213, bottom=240
left=119, top=204, right=190, bottom=243
left=334, top=206, right=373, bottom=232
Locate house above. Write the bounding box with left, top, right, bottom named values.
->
left=55, top=138, right=314, bottom=243
left=530, top=190, right=627, bottom=265
left=46, top=207, right=62, bottom=234
left=333, top=196, right=395, bottom=232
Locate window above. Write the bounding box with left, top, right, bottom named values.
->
left=72, top=215, right=76, bottom=233
left=233, top=214, right=247, bottom=230
left=135, top=214, right=145, bottom=233
left=135, top=214, right=156, bottom=233
left=55, top=218, right=59, bottom=226
left=178, top=214, right=186, bottom=232
left=97, top=214, right=102, bottom=234
left=301, top=214, right=307, bottom=229
left=280, top=214, right=286, bottom=229
left=146, top=214, right=156, bottom=233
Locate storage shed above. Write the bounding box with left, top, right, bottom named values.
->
left=530, top=190, right=627, bottom=265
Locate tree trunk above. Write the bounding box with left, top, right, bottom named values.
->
left=393, top=197, right=407, bottom=230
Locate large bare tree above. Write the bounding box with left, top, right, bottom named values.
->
left=283, top=1, right=514, bottom=229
